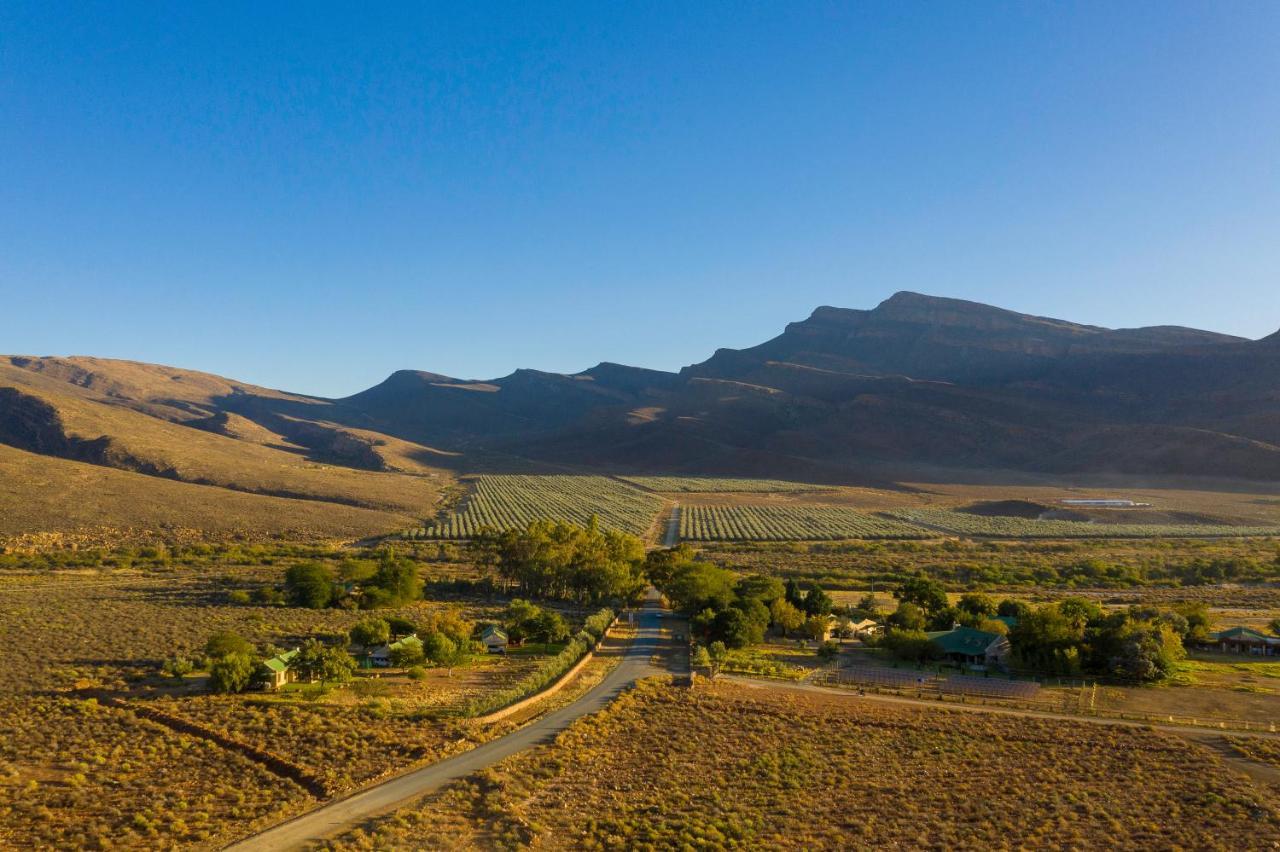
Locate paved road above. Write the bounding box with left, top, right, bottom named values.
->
left=226, top=593, right=669, bottom=851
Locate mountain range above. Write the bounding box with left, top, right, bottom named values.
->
left=3, top=292, right=1279, bottom=543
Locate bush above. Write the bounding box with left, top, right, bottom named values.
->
left=208, top=652, right=255, bottom=693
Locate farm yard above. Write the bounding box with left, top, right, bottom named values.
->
left=889, top=508, right=1280, bottom=539
left=679, top=504, right=932, bottom=541
left=320, top=678, right=1280, bottom=850
left=408, top=475, right=665, bottom=539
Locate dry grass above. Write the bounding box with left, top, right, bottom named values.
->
left=0, top=567, right=566, bottom=846
left=322, top=678, right=1280, bottom=850
left=0, top=444, right=419, bottom=547
left=1, top=367, right=451, bottom=512
left=0, top=694, right=309, bottom=849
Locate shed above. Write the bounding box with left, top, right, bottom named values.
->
left=482, top=625, right=509, bottom=654
left=371, top=635, right=423, bottom=667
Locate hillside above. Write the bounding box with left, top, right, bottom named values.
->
left=0, top=357, right=453, bottom=546
left=0, top=444, right=416, bottom=549
left=3, top=292, right=1280, bottom=544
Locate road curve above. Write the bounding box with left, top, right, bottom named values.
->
left=225, top=594, right=669, bottom=851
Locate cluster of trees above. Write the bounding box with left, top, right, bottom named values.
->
left=883, top=579, right=1018, bottom=634
left=201, top=631, right=260, bottom=693
left=193, top=630, right=352, bottom=693
left=874, top=577, right=1204, bottom=683
left=652, top=546, right=834, bottom=649
left=1009, top=599, right=1203, bottom=683
left=468, top=518, right=647, bottom=604
left=279, top=548, right=422, bottom=610
left=349, top=608, right=478, bottom=674
left=502, top=599, right=570, bottom=652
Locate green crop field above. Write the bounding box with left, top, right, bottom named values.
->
left=888, top=508, right=1280, bottom=539
left=679, top=505, right=932, bottom=541
left=408, top=475, right=664, bottom=539
left=620, top=476, right=825, bottom=493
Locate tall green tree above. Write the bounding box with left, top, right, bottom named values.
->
left=349, top=618, right=390, bottom=648
left=208, top=652, right=255, bottom=693
left=770, top=598, right=804, bottom=637
left=291, top=638, right=356, bottom=685
left=284, top=562, right=335, bottom=609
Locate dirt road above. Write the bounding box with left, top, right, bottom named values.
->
left=723, top=674, right=1280, bottom=740
left=663, top=502, right=680, bottom=547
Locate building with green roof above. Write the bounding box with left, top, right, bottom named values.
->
left=1207, top=626, right=1280, bottom=656
left=261, top=648, right=299, bottom=690
left=925, top=626, right=1010, bottom=670
left=371, top=635, right=423, bottom=667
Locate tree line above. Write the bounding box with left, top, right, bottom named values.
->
left=466, top=518, right=647, bottom=605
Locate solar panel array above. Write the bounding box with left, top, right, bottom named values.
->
left=836, top=666, right=939, bottom=689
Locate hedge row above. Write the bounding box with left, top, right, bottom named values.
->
left=460, top=607, right=615, bottom=718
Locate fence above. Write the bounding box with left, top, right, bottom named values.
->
left=814, top=668, right=1278, bottom=734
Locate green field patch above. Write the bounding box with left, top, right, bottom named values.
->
left=408, top=475, right=664, bottom=539
left=620, top=476, right=826, bottom=493
left=888, top=509, right=1280, bottom=539
left=680, top=504, right=932, bottom=542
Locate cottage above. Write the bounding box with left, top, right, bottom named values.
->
left=848, top=618, right=881, bottom=638
left=1207, top=626, right=1280, bottom=656
left=926, top=626, right=1010, bottom=670
left=261, top=649, right=299, bottom=690
left=482, top=625, right=509, bottom=654
left=371, top=635, right=423, bottom=667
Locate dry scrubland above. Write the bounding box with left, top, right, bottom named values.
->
left=324, top=678, right=1280, bottom=850
left=0, top=444, right=421, bottom=549
left=0, top=566, right=553, bottom=848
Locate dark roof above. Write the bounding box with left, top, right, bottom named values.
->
left=1212, top=626, right=1277, bottom=643
left=926, top=626, right=1002, bottom=656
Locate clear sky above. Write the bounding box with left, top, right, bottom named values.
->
left=3, top=3, right=1278, bottom=396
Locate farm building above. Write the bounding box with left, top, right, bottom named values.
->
left=482, top=625, right=509, bottom=654
left=926, top=626, right=1010, bottom=670
left=371, top=635, right=423, bottom=667
left=261, top=649, right=299, bottom=689
left=1205, top=626, right=1280, bottom=656
left=849, top=618, right=881, bottom=637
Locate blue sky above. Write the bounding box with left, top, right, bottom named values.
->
left=3, top=3, right=1278, bottom=396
